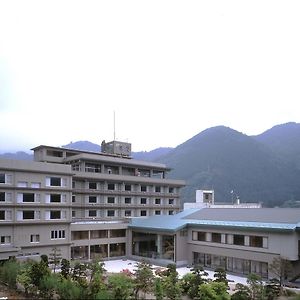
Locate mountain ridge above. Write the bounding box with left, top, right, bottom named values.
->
left=1, top=122, right=300, bottom=207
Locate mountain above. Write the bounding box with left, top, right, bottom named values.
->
left=62, top=141, right=101, bottom=152
left=253, top=122, right=300, bottom=169
left=156, top=126, right=300, bottom=207
left=0, top=151, right=33, bottom=160
left=133, top=147, right=173, bottom=161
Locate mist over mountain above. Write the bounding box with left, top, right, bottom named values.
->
left=1, top=122, right=300, bottom=207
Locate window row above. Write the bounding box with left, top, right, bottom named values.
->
left=81, top=181, right=176, bottom=194
left=192, top=231, right=268, bottom=248
left=71, top=229, right=126, bottom=240
left=71, top=243, right=126, bottom=260
left=0, top=192, right=69, bottom=203
left=0, top=174, right=69, bottom=188
left=76, top=195, right=176, bottom=205
left=72, top=209, right=175, bottom=218
left=193, top=252, right=268, bottom=278
left=0, top=210, right=68, bottom=221
left=0, top=230, right=66, bottom=246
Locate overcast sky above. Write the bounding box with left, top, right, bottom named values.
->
left=0, top=0, right=299, bottom=153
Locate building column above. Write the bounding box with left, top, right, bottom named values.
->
left=156, top=234, right=162, bottom=258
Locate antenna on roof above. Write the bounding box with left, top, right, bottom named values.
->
left=113, top=110, right=116, bottom=141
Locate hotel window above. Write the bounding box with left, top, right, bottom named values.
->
left=140, top=198, right=147, bottom=205
left=89, top=182, right=97, bottom=189
left=107, top=197, right=115, bottom=204
left=233, top=234, right=245, bottom=246
left=17, top=181, right=28, bottom=187
left=72, top=210, right=76, bottom=218
left=125, top=210, right=131, bottom=217
left=168, top=210, right=174, bottom=215
left=0, top=236, right=11, bottom=245
left=0, top=174, right=5, bottom=183
left=108, top=183, right=115, bottom=190
left=23, top=211, right=35, bottom=220
left=125, top=197, right=131, bottom=204
left=107, top=210, right=115, bottom=217
left=89, top=210, right=97, bottom=217
left=192, top=231, right=206, bottom=241
left=0, top=174, right=12, bottom=184
left=30, top=234, right=40, bottom=243
left=50, top=177, right=61, bottom=186
left=89, top=196, right=97, bottom=203
left=51, top=230, right=66, bottom=240
left=155, top=186, right=161, bottom=193
left=169, top=187, right=174, bottom=193
left=110, top=229, right=126, bottom=238
left=72, top=195, right=76, bottom=203
left=90, top=230, right=108, bottom=239
left=23, top=193, right=35, bottom=202
left=155, top=198, right=161, bottom=205
left=169, top=199, right=174, bottom=205
left=50, top=211, right=61, bottom=219
left=141, top=185, right=147, bottom=192
left=140, top=210, right=147, bottom=216
left=211, top=233, right=221, bottom=243
left=31, top=182, right=41, bottom=188
left=0, top=192, right=5, bottom=202
left=0, top=211, right=5, bottom=220
left=249, top=236, right=264, bottom=248
left=71, top=231, right=88, bottom=240
left=155, top=210, right=161, bottom=215
left=125, top=184, right=131, bottom=191
left=50, top=194, right=61, bottom=203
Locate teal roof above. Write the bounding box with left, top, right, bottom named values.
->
left=129, top=209, right=199, bottom=232
left=129, top=208, right=300, bottom=233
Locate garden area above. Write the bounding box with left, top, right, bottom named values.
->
left=0, top=251, right=300, bottom=299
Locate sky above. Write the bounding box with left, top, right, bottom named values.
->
left=0, top=0, right=299, bottom=153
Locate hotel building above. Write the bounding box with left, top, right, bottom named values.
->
left=0, top=141, right=185, bottom=261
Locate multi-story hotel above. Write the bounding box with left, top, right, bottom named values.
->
left=0, top=141, right=185, bottom=261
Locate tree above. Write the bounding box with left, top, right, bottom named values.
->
left=87, top=260, right=107, bottom=300
left=231, top=283, right=251, bottom=300
left=180, top=272, right=196, bottom=295
left=154, top=277, right=164, bottom=300
left=40, top=254, right=49, bottom=266
left=214, top=267, right=229, bottom=288
left=61, top=258, right=71, bottom=279
left=48, top=247, right=62, bottom=273
left=0, top=258, right=20, bottom=288
left=198, top=282, right=230, bottom=300
left=17, top=262, right=34, bottom=295
left=264, top=278, right=281, bottom=300
left=269, top=256, right=293, bottom=289
left=187, top=264, right=209, bottom=299
left=39, top=273, right=61, bottom=299
left=161, top=264, right=182, bottom=300
left=72, top=261, right=88, bottom=297
left=247, top=273, right=265, bottom=300
left=133, top=260, right=155, bottom=299
left=56, top=277, right=82, bottom=300
left=108, top=273, right=134, bottom=300
left=29, top=259, right=50, bottom=288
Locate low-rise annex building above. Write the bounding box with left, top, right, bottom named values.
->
left=0, top=141, right=185, bottom=261
left=128, top=207, right=300, bottom=279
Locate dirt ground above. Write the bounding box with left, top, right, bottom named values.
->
left=0, top=283, right=26, bottom=300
